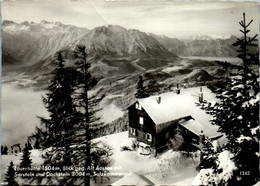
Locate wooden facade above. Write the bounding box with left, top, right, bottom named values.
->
left=128, top=102, right=156, bottom=147
left=128, top=102, right=201, bottom=154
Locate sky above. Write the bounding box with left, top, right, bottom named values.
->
left=1, top=0, right=259, bottom=38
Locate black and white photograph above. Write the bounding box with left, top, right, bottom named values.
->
left=1, top=0, right=259, bottom=185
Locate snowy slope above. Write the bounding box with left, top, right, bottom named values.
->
left=94, top=132, right=200, bottom=185
left=1, top=132, right=200, bottom=185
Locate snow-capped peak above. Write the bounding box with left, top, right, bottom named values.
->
left=2, top=21, right=31, bottom=33
left=188, top=34, right=230, bottom=41
left=79, top=24, right=173, bottom=58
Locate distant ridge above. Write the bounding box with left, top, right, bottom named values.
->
left=2, top=20, right=89, bottom=65
left=150, top=33, right=243, bottom=57
left=2, top=20, right=175, bottom=66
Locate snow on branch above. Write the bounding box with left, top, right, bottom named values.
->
left=217, top=150, right=237, bottom=183
left=236, top=135, right=253, bottom=143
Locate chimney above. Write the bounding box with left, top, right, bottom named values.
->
left=156, top=95, right=161, bottom=104
left=199, top=130, right=205, bottom=143
left=176, top=83, right=180, bottom=94
left=199, top=87, right=203, bottom=103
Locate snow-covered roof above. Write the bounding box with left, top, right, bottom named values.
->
left=138, top=87, right=214, bottom=124
left=179, top=119, right=204, bottom=136
left=137, top=86, right=221, bottom=138
left=111, top=172, right=154, bottom=185
left=179, top=118, right=221, bottom=138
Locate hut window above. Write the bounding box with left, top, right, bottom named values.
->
left=130, top=127, right=136, bottom=135
left=139, top=117, right=144, bottom=125
left=146, top=133, right=152, bottom=142
left=135, top=103, right=142, bottom=110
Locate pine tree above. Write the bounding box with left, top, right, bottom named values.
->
left=197, top=13, right=259, bottom=185
left=146, top=78, right=164, bottom=96
left=3, top=146, right=8, bottom=155
left=232, top=13, right=259, bottom=83
left=20, top=146, right=32, bottom=168
left=33, top=137, right=40, bottom=149
left=4, top=161, right=18, bottom=186
left=198, top=137, right=218, bottom=170
left=32, top=51, right=82, bottom=184
left=135, top=76, right=149, bottom=98
left=70, top=45, right=112, bottom=186
left=62, top=144, right=72, bottom=166
left=37, top=51, right=78, bottom=148
left=26, top=140, right=33, bottom=151
left=227, top=13, right=259, bottom=185
left=73, top=45, right=99, bottom=186
left=1, top=145, right=8, bottom=155
left=33, top=46, right=112, bottom=186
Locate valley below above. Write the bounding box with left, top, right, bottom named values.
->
left=1, top=56, right=240, bottom=148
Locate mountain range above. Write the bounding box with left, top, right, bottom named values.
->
left=2, top=20, right=250, bottom=66
left=149, top=33, right=240, bottom=57
left=2, top=20, right=175, bottom=66
left=2, top=20, right=89, bottom=65
left=2, top=20, right=258, bottom=89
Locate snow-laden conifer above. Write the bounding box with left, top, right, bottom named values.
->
left=33, top=46, right=112, bottom=186
left=4, top=161, right=18, bottom=186
left=36, top=51, right=79, bottom=148
left=20, top=146, right=32, bottom=168
left=196, top=13, right=259, bottom=185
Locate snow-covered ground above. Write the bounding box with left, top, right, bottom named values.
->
left=94, top=132, right=200, bottom=185
left=1, top=132, right=200, bottom=185
left=192, top=150, right=237, bottom=185
left=1, top=149, right=45, bottom=185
